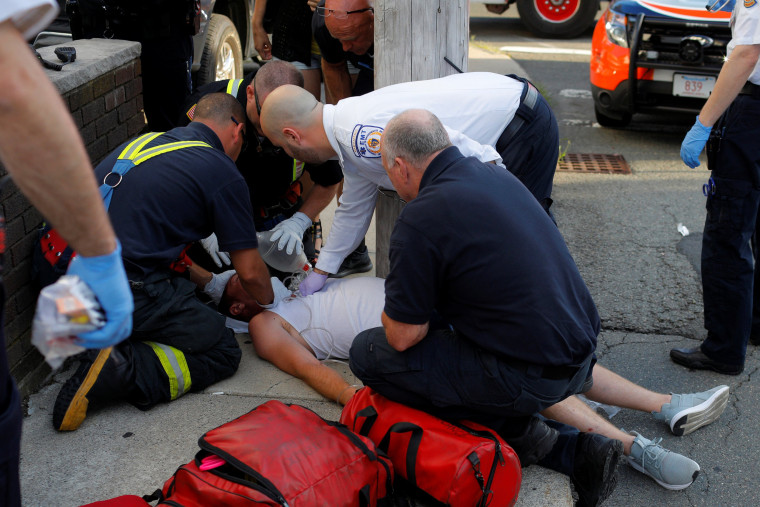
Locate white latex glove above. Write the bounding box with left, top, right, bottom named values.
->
left=203, top=269, right=235, bottom=305
left=269, top=212, right=311, bottom=256
left=259, top=277, right=293, bottom=309
left=200, top=233, right=231, bottom=268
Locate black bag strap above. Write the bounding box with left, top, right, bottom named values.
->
left=355, top=405, right=379, bottom=436
left=378, top=422, right=423, bottom=486
left=451, top=422, right=506, bottom=507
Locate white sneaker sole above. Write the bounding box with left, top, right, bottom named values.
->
left=626, top=456, right=699, bottom=491
left=670, top=385, right=729, bottom=436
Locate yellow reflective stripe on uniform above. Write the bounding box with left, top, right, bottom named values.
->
left=226, top=79, right=243, bottom=97
left=131, top=141, right=212, bottom=166
left=118, top=132, right=162, bottom=159
left=144, top=341, right=192, bottom=400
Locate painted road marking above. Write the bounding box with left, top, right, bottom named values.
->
left=499, top=46, right=592, bottom=56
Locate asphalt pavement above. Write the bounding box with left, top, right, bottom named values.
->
left=19, top=42, right=756, bottom=507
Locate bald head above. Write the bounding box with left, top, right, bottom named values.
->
left=260, top=85, right=321, bottom=143
left=382, top=109, right=451, bottom=169
left=324, top=0, right=374, bottom=55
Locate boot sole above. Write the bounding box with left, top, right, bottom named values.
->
left=55, top=347, right=113, bottom=431
left=670, top=385, right=729, bottom=436
left=595, top=440, right=623, bottom=506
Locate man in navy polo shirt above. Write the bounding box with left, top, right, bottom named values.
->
left=349, top=109, right=619, bottom=506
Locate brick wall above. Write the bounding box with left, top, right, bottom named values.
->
left=0, top=39, right=144, bottom=396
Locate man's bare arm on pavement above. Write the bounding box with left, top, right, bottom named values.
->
left=248, top=311, right=358, bottom=404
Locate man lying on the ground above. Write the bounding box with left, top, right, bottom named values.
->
left=223, top=274, right=728, bottom=492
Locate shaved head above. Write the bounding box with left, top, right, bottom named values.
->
left=260, top=85, right=320, bottom=143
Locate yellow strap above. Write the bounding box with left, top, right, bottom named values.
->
left=226, top=79, right=244, bottom=97
left=118, top=132, right=162, bottom=160
left=131, top=141, right=212, bottom=166
left=145, top=341, right=192, bottom=400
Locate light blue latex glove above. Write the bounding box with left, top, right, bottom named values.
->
left=200, top=233, right=231, bottom=268
left=269, top=212, right=311, bottom=256
left=259, top=277, right=293, bottom=308
left=66, top=241, right=133, bottom=348
left=680, top=116, right=712, bottom=169
left=298, top=271, right=328, bottom=296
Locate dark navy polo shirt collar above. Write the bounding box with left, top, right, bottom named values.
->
left=419, top=145, right=464, bottom=192
left=176, top=122, right=225, bottom=152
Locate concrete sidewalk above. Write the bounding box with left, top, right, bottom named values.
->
left=19, top=44, right=574, bottom=506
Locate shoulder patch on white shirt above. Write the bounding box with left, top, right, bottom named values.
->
left=745, top=0, right=756, bottom=7
left=351, top=124, right=384, bottom=158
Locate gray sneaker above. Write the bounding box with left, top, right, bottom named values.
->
left=627, top=431, right=700, bottom=490
left=653, top=385, right=729, bottom=436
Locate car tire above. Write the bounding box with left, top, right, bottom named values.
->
left=594, top=105, right=632, bottom=128
left=196, top=14, right=243, bottom=87
left=516, top=0, right=599, bottom=38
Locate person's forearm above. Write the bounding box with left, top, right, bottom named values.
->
left=230, top=248, right=274, bottom=304
left=0, top=22, right=116, bottom=257
left=321, top=59, right=353, bottom=104
left=299, top=183, right=339, bottom=220
left=699, top=44, right=760, bottom=126
left=381, top=311, right=428, bottom=351
left=251, top=0, right=272, bottom=59
left=186, top=260, right=213, bottom=288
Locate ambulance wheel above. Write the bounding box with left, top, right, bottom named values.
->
left=516, top=0, right=599, bottom=38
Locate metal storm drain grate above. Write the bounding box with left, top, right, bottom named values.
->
left=556, top=153, right=631, bottom=175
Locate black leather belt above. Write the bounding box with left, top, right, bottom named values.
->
left=739, top=81, right=760, bottom=98
left=496, top=81, right=540, bottom=150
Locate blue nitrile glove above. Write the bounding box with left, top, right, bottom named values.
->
left=269, top=212, right=311, bottom=256
left=680, top=116, right=712, bottom=169
left=200, top=233, right=231, bottom=268
left=66, top=241, right=133, bottom=348
left=298, top=271, right=328, bottom=296
left=259, top=277, right=293, bottom=308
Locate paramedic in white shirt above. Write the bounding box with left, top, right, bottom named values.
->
left=259, top=72, right=560, bottom=295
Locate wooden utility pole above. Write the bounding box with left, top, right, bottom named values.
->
left=374, top=0, right=469, bottom=277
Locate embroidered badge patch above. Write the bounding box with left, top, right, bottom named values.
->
left=746, top=0, right=756, bottom=8
left=186, top=104, right=196, bottom=121
left=351, top=124, right=384, bottom=158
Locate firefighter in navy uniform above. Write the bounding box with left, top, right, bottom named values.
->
left=66, top=0, right=198, bottom=131
left=52, top=93, right=283, bottom=432
left=179, top=61, right=343, bottom=274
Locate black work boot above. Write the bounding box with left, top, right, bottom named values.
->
left=502, top=416, right=560, bottom=467
left=53, top=343, right=136, bottom=431
left=571, top=433, right=624, bottom=507
left=330, top=239, right=373, bottom=278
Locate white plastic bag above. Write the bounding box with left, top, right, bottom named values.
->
left=31, top=275, right=104, bottom=368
